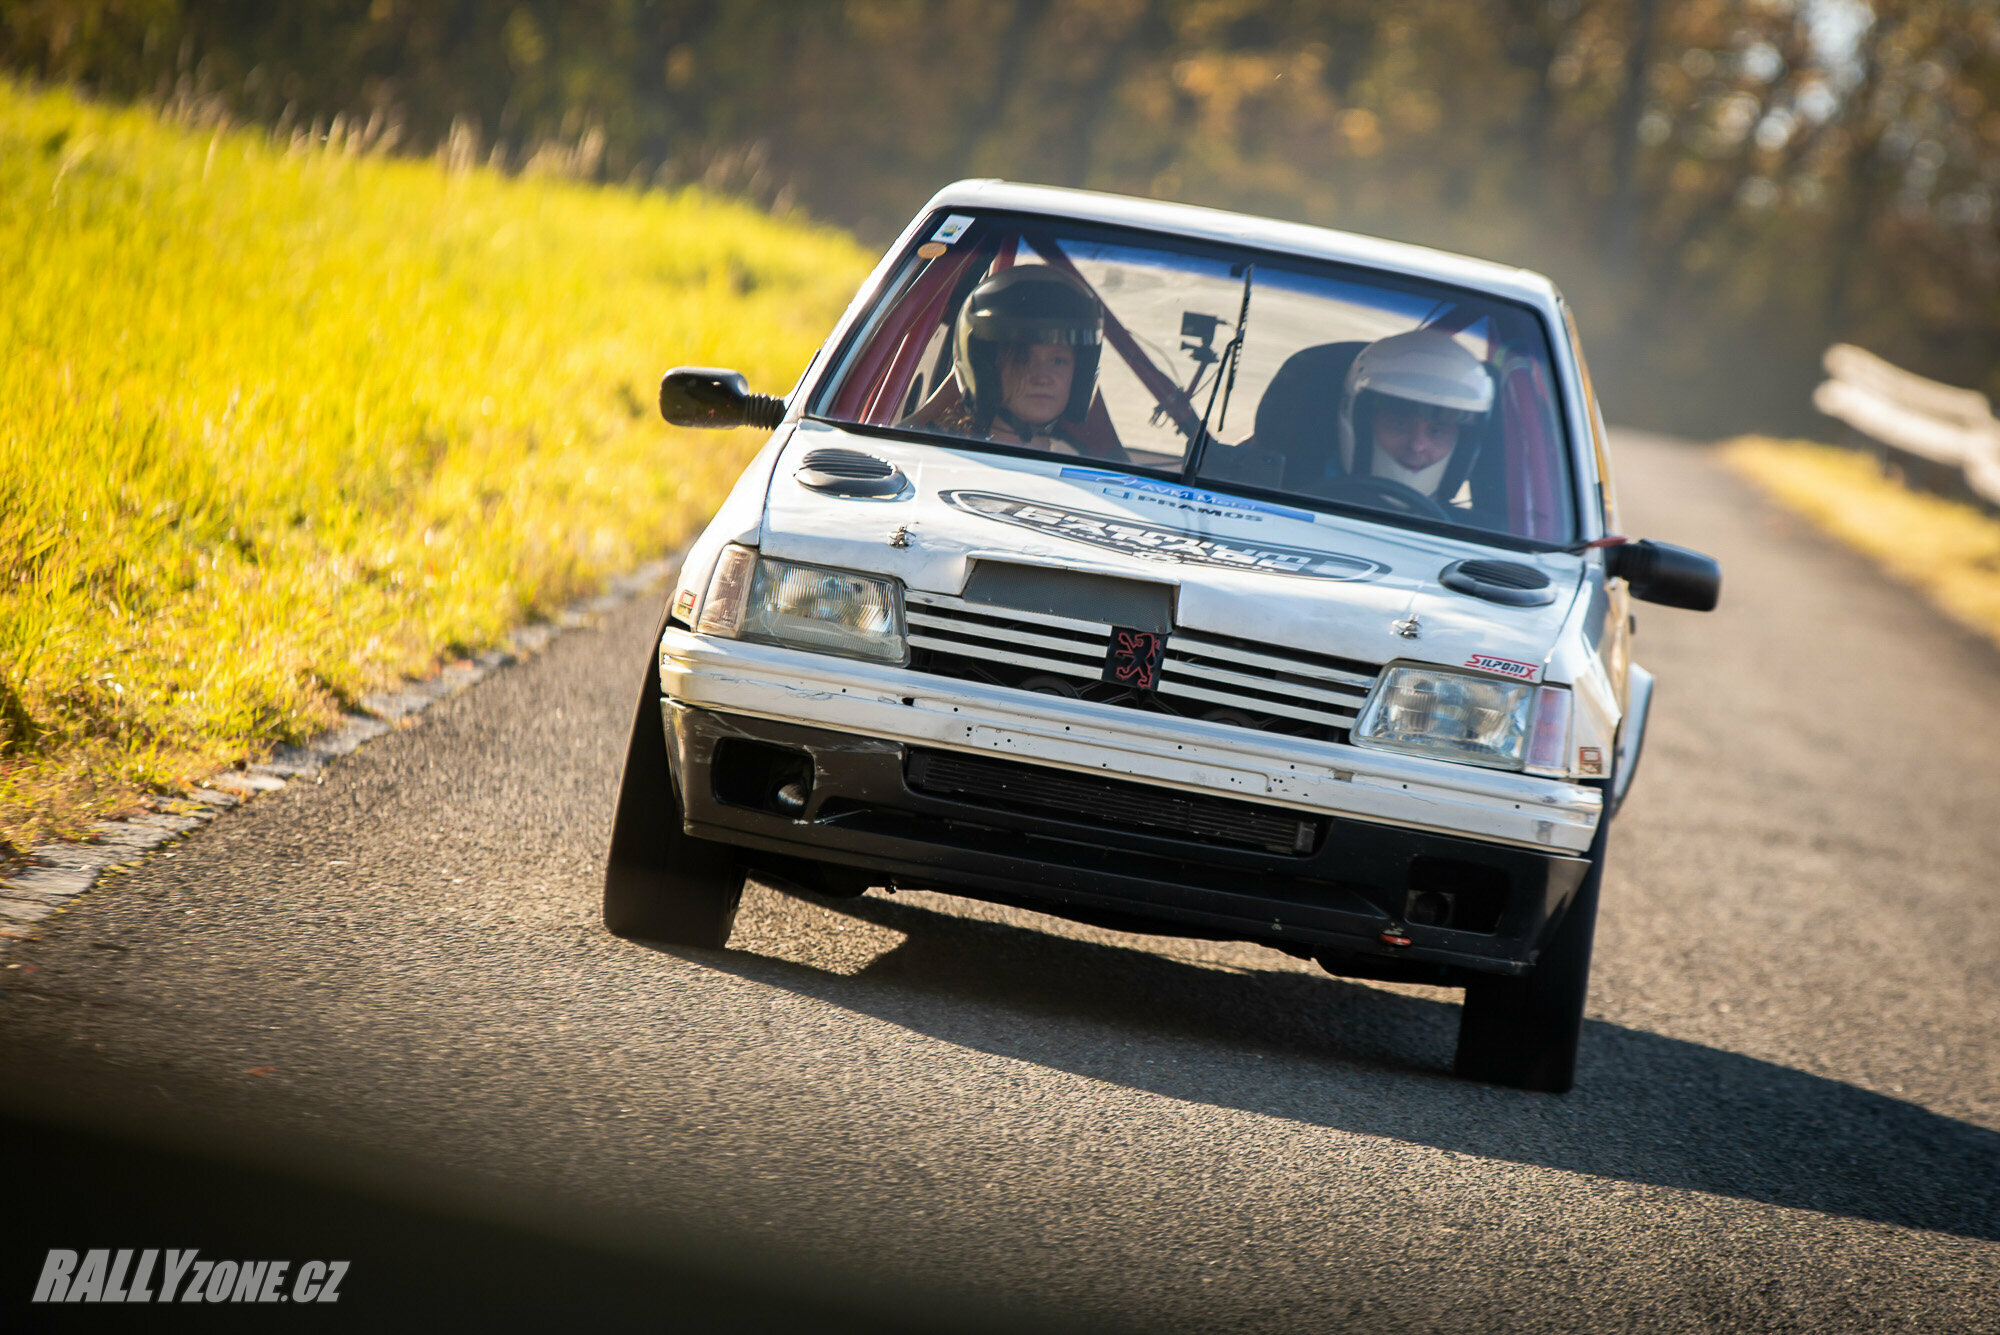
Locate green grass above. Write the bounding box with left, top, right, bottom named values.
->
left=1725, top=435, right=2000, bottom=650
left=0, top=78, right=873, bottom=855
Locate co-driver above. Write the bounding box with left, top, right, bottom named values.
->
left=1328, top=327, right=1495, bottom=505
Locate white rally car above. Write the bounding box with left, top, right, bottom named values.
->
left=606, top=181, right=1719, bottom=1092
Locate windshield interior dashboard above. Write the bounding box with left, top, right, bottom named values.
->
left=806, top=209, right=1583, bottom=550
left=797, top=415, right=1578, bottom=557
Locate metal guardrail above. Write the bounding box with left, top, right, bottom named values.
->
left=1813, top=343, right=2000, bottom=507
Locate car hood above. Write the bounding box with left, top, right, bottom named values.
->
left=759, top=423, right=1584, bottom=679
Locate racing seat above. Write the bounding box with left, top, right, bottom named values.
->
left=1249, top=341, right=1367, bottom=492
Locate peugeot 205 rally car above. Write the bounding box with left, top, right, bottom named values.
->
left=606, top=181, right=1720, bottom=1093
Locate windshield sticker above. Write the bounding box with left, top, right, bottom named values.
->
left=931, top=214, right=974, bottom=244
left=940, top=490, right=1386, bottom=581
left=916, top=241, right=947, bottom=259
left=1099, top=485, right=1267, bottom=524
left=1464, top=653, right=1541, bottom=682
left=1059, top=469, right=1316, bottom=524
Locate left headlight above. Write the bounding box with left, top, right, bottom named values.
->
left=1353, top=666, right=1569, bottom=772
left=696, top=545, right=905, bottom=664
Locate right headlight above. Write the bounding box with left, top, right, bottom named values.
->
left=695, top=545, right=906, bottom=664
left=1353, top=666, right=1570, bottom=773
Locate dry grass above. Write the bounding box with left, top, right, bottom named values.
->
left=1723, top=435, right=2000, bottom=649
left=0, top=78, right=872, bottom=853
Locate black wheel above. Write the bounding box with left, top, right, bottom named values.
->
left=603, top=639, right=745, bottom=947
left=1452, top=814, right=1610, bottom=1093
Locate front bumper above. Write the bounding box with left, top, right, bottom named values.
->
left=663, top=698, right=1595, bottom=980
left=658, top=628, right=1603, bottom=854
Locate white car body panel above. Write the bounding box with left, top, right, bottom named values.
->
left=663, top=180, right=1644, bottom=863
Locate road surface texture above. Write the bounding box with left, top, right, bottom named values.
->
left=4, top=431, right=1997, bottom=1332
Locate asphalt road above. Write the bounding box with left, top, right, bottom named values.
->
left=4, top=431, right=1998, bottom=1332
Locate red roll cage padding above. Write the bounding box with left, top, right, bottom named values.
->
left=1499, top=353, right=1563, bottom=542
left=1421, top=312, right=1568, bottom=542
left=846, top=237, right=1024, bottom=427
left=829, top=242, right=990, bottom=424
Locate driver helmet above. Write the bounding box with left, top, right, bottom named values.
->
left=1337, top=328, right=1495, bottom=494
left=953, top=266, right=1103, bottom=429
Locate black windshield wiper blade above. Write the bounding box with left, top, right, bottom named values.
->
left=1187, top=264, right=1253, bottom=478
left=1214, top=264, right=1254, bottom=436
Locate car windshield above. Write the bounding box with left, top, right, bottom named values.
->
left=809, top=211, right=1578, bottom=546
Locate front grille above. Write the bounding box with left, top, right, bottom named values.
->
left=904, top=591, right=1379, bottom=744
left=907, top=749, right=1320, bottom=855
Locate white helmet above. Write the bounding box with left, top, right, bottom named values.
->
left=1337, top=328, right=1495, bottom=482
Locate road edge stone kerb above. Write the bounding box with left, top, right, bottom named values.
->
left=0, top=557, right=677, bottom=953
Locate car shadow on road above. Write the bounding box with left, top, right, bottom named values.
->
left=667, top=888, right=2000, bottom=1244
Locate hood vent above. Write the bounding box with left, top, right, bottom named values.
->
left=795, top=448, right=906, bottom=498
left=1438, top=558, right=1557, bottom=607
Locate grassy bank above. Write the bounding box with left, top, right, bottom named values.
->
left=1724, top=436, right=2000, bottom=650
left=0, top=79, right=872, bottom=854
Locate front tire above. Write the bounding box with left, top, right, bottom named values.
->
left=603, top=644, right=745, bottom=947
left=1452, top=816, right=1609, bottom=1093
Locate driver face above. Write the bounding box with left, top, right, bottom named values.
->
left=1374, top=398, right=1462, bottom=471
left=998, top=342, right=1075, bottom=427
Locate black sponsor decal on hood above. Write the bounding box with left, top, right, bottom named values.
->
left=941, top=490, right=1388, bottom=581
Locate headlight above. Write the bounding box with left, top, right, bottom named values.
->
left=696, top=545, right=905, bottom=663
left=1354, top=667, right=1569, bottom=772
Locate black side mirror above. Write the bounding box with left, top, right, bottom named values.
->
left=658, top=367, right=786, bottom=429
left=1607, top=540, right=1722, bottom=611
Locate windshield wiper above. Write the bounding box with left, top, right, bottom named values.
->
left=1187, top=264, right=1253, bottom=478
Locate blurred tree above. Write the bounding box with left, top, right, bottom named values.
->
left=5, top=0, right=1996, bottom=434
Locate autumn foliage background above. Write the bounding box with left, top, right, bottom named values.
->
left=10, top=0, right=1997, bottom=434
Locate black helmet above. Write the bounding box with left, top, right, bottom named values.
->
left=953, top=266, right=1103, bottom=426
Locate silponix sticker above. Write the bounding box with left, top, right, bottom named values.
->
left=1464, top=653, right=1541, bottom=683
left=931, top=214, right=974, bottom=244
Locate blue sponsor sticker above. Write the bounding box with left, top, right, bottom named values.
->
left=1059, top=468, right=1316, bottom=523
left=941, top=490, right=1386, bottom=582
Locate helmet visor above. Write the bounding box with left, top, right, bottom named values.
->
left=1376, top=396, right=1479, bottom=426
left=963, top=312, right=1103, bottom=346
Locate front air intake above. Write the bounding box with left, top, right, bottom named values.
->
left=1438, top=558, right=1557, bottom=607
left=795, top=448, right=906, bottom=497
left=906, top=749, right=1321, bottom=855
